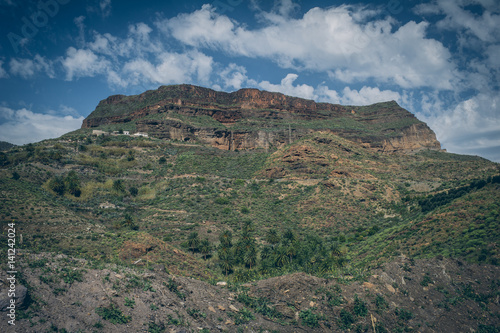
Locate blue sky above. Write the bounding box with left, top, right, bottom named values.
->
left=0, top=0, right=499, bottom=162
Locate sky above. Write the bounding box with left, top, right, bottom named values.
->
left=0, top=0, right=499, bottom=162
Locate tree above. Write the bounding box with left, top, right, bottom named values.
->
left=283, top=229, right=296, bottom=244
left=127, top=150, right=135, bottom=161
left=187, top=232, right=200, bottom=253
left=244, top=244, right=257, bottom=269
left=49, top=176, right=65, bottom=196
left=0, top=152, right=9, bottom=166
left=219, top=230, right=233, bottom=249
left=113, top=179, right=125, bottom=193
left=129, top=186, right=138, bottom=197
left=65, top=171, right=81, bottom=197
left=218, top=250, right=234, bottom=277
left=122, top=213, right=139, bottom=230
left=266, top=228, right=280, bottom=247
left=274, top=246, right=290, bottom=268
left=218, top=230, right=234, bottom=276
left=199, top=238, right=212, bottom=260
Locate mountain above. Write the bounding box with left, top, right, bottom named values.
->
left=0, top=140, right=16, bottom=151
left=82, top=84, right=441, bottom=153
left=0, top=85, right=499, bottom=332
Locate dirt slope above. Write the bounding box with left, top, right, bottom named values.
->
left=1, top=253, right=498, bottom=332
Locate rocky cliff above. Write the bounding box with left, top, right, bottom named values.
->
left=82, top=84, right=441, bottom=153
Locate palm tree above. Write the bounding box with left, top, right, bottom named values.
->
left=274, top=246, right=290, bottom=268
left=283, top=229, right=296, bottom=245
left=219, top=230, right=233, bottom=248
left=244, top=244, right=257, bottom=270
left=187, top=232, right=200, bottom=253
left=199, top=238, right=212, bottom=260
left=218, top=250, right=234, bottom=277
left=266, top=228, right=280, bottom=247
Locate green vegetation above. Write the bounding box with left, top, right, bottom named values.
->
left=95, top=304, right=131, bottom=324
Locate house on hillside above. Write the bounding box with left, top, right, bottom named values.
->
left=132, top=132, right=149, bottom=138
left=92, top=130, right=108, bottom=136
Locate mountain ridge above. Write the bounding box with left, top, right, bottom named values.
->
left=82, top=84, right=441, bottom=153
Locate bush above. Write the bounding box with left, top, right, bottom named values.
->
left=353, top=295, right=368, bottom=317
left=375, top=294, right=388, bottom=310
left=300, top=309, right=319, bottom=328
left=395, top=308, right=413, bottom=321
left=48, top=176, right=66, bottom=195
left=129, top=186, right=138, bottom=197
left=95, top=304, right=131, bottom=324
left=339, top=309, right=355, bottom=329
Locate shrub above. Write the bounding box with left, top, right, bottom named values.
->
left=95, top=304, right=131, bottom=324
left=339, top=309, right=355, bottom=329
left=124, top=297, right=135, bottom=308
left=375, top=294, right=388, bottom=310
left=129, top=186, right=138, bottom=197
left=48, top=176, right=66, bottom=195
left=420, top=273, right=433, bottom=286
left=353, top=295, right=368, bottom=317
left=300, top=309, right=320, bottom=328
left=228, top=307, right=254, bottom=325
left=395, top=308, right=413, bottom=321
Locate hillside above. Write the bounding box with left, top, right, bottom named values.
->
left=0, top=141, right=16, bottom=151
left=0, top=85, right=499, bottom=332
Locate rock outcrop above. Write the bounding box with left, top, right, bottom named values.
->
left=82, top=84, right=441, bottom=153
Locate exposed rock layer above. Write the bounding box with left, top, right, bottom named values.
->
left=82, top=84, right=441, bottom=153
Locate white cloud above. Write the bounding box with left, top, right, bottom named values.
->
left=416, top=0, right=500, bottom=43
left=253, top=73, right=402, bottom=106
left=162, top=4, right=458, bottom=90
left=100, top=0, right=112, bottom=17
left=122, top=51, right=214, bottom=86
left=417, top=92, right=500, bottom=161
left=219, top=63, right=248, bottom=90
left=0, top=106, right=84, bottom=145
left=61, top=47, right=110, bottom=81
left=74, top=16, right=86, bottom=46
left=9, top=55, right=55, bottom=79
left=258, top=74, right=315, bottom=100
left=0, top=60, right=8, bottom=78
left=339, top=86, right=402, bottom=105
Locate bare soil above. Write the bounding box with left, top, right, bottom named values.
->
left=1, top=253, right=499, bottom=332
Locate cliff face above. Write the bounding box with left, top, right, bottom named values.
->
left=82, top=84, right=441, bottom=153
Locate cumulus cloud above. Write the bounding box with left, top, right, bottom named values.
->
left=161, top=4, right=458, bottom=90
left=9, top=55, right=55, bottom=79
left=122, top=51, right=214, bottom=86
left=258, top=74, right=315, bottom=100
left=0, top=106, right=84, bottom=145
left=339, top=87, right=402, bottom=105
left=61, top=47, right=110, bottom=81
left=253, top=73, right=402, bottom=106
left=417, top=93, right=500, bottom=161
left=219, top=63, right=248, bottom=90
